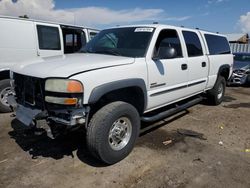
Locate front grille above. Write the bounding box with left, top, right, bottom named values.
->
left=13, top=73, right=45, bottom=110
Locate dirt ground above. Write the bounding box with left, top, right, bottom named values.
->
left=0, top=86, right=250, bottom=188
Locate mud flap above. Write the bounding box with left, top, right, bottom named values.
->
left=16, top=105, right=42, bottom=126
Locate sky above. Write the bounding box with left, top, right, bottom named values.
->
left=0, top=0, right=249, bottom=34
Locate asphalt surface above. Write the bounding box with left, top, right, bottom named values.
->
left=0, top=86, right=250, bottom=188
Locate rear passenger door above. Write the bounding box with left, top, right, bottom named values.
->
left=182, top=30, right=209, bottom=94
left=35, top=23, right=63, bottom=57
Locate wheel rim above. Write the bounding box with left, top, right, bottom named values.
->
left=108, top=117, right=132, bottom=151
left=0, top=87, right=13, bottom=107
left=217, top=83, right=224, bottom=100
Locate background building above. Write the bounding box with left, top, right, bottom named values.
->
left=225, top=33, right=249, bottom=44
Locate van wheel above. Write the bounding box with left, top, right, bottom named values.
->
left=86, top=101, right=140, bottom=164
left=207, top=76, right=226, bottom=105
left=0, top=79, right=12, bottom=113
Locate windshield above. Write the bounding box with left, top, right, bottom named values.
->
left=81, top=27, right=155, bottom=58
left=234, top=54, right=250, bottom=62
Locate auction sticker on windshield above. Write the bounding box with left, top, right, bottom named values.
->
left=134, top=28, right=154, bottom=32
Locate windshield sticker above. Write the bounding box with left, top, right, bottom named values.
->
left=134, top=28, right=154, bottom=32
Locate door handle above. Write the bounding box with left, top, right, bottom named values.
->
left=181, top=64, right=188, bottom=70
left=202, top=62, right=206, bottom=67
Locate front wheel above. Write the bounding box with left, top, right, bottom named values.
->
left=86, top=101, right=140, bottom=164
left=207, top=76, right=226, bottom=105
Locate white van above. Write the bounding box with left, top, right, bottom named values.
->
left=0, top=16, right=99, bottom=112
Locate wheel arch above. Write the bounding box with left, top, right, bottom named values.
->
left=218, top=64, right=230, bottom=81
left=88, top=79, right=147, bottom=114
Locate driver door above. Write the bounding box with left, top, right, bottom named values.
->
left=146, top=29, right=189, bottom=110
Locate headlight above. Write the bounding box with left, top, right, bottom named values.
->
left=45, top=79, right=83, bottom=93
left=45, top=79, right=83, bottom=106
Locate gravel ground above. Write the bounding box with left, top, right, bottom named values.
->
left=0, top=86, right=250, bottom=188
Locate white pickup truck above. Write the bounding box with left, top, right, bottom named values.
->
left=9, top=24, right=233, bottom=164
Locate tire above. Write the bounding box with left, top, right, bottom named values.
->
left=207, top=76, right=226, bottom=105
left=86, top=101, right=140, bottom=164
left=0, top=79, right=12, bottom=113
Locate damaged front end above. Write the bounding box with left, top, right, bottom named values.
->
left=228, top=65, right=250, bottom=85
left=8, top=73, right=88, bottom=138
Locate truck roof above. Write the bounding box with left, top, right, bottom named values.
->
left=109, top=24, right=226, bottom=38
left=0, top=15, right=99, bottom=31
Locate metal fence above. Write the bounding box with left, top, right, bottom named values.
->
left=230, top=43, right=250, bottom=53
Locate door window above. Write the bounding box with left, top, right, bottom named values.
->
left=182, top=31, right=203, bottom=57
left=37, top=25, right=61, bottom=50
left=154, top=29, right=183, bottom=58
left=62, top=29, right=86, bottom=53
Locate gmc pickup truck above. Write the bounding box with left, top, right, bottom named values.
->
left=9, top=24, right=233, bottom=164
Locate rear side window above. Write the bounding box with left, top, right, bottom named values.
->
left=205, top=34, right=231, bottom=55
left=37, top=25, right=61, bottom=50
left=182, top=31, right=203, bottom=57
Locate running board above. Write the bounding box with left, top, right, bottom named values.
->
left=141, top=96, right=203, bottom=123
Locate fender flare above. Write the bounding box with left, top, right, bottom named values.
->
left=218, top=64, right=230, bottom=80
left=88, top=78, right=147, bottom=110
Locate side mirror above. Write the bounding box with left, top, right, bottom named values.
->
left=154, top=46, right=177, bottom=60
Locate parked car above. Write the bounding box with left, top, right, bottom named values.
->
left=0, top=16, right=99, bottom=112
left=9, top=24, right=233, bottom=164
left=228, top=53, right=250, bottom=85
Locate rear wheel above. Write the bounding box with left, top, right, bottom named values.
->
left=86, top=101, right=140, bottom=164
left=0, top=79, right=12, bottom=113
left=207, top=76, right=226, bottom=105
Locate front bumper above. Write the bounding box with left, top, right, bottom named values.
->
left=10, top=73, right=88, bottom=127
left=8, top=95, right=88, bottom=127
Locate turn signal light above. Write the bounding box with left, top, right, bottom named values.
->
left=67, top=80, right=83, bottom=93
left=64, top=98, right=78, bottom=105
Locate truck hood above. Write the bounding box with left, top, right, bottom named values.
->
left=11, top=53, right=135, bottom=78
